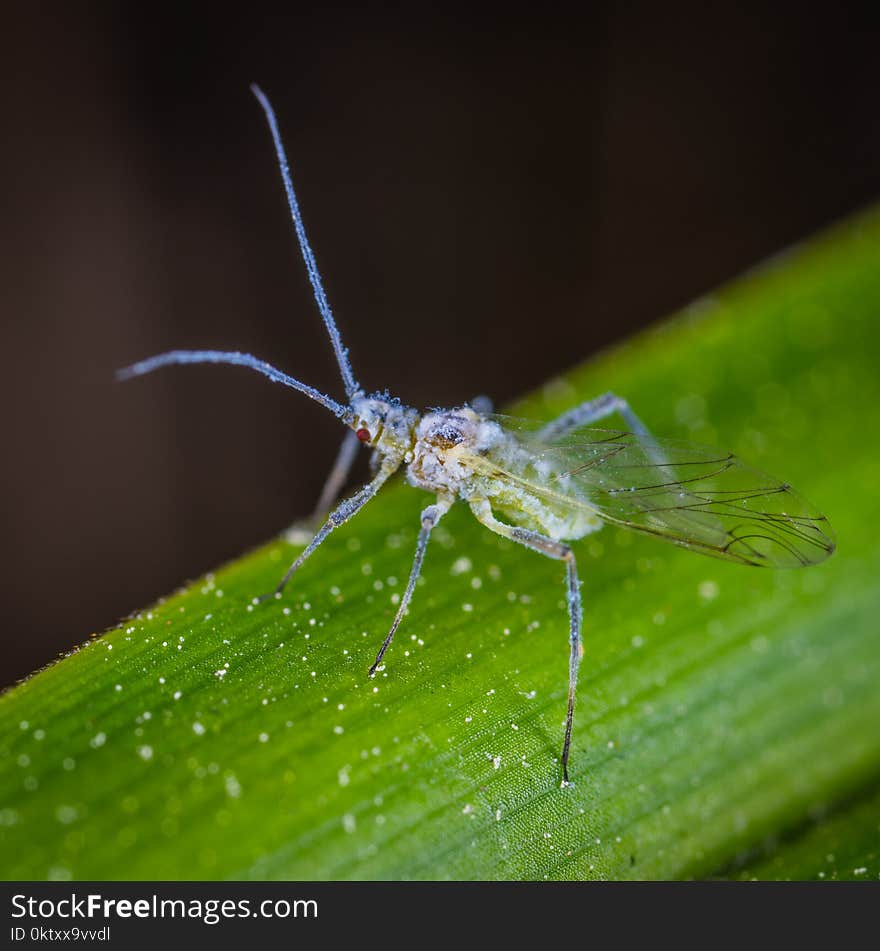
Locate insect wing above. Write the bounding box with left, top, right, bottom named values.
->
left=480, top=417, right=835, bottom=567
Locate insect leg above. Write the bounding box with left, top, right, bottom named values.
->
left=311, top=429, right=361, bottom=520
left=368, top=449, right=382, bottom=476
left=369, top=493, right=454, bottom=677
left=285, top=430, right=363, bottom=540
left=469, top=394, right=494, bottom=415
left=537, top=392, right=654, bottom=442
left=469, top=499, right=582, bottom=785
left=261, top=459, right=399, bottom=601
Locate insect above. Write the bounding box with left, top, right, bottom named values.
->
left=119, top=85, right=836, bottom=785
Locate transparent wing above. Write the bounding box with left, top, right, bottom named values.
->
left=472, top=416, right=835, bottom=568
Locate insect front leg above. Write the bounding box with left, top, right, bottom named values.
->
left=369, top=493, right=454, bottom=676
left=261, top=458, right=400, bottom=602
left=538, top=392, right=654, bottom=442
left=469, top=499, right=582, bottom=786
left=311, top=429, right=361, bottom=520
left=285, top=430, right=362, bottom=541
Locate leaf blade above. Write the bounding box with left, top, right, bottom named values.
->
left=2, top=206, right=880, bottom=880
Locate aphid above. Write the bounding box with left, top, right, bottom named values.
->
left=119, top=86, right=836, bottom=784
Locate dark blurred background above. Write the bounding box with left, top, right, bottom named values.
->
left=2, top=4, right=879, bottom=688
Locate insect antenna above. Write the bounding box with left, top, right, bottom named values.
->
left=250, top=84, right=360, bottom=400
left=116, top=350, right=352, bottom=420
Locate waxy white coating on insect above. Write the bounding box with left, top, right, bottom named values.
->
left=405, top=407, right=602, bottom=542
left=117, top=85, right=835, bottom=787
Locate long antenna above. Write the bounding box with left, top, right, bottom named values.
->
left=117, top=350, right=351, bottom=420
left=250, top=84, right=360, bottom=399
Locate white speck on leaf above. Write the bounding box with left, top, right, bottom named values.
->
left=55, top=805, right=78, bottom=825
left=698, top=580, right=720, bottom=601
left=225, top=774, right=241, bottom=799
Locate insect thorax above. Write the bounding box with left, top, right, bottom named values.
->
left=406, top=408, right=502, bottom=496
left=406, top=407, right=604, bottom=542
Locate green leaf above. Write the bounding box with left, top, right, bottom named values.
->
left=2, top=208, right=880, bottom=881
left=733, top=785, right=880, bottom=881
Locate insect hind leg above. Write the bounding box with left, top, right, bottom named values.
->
left=538, top=392, right=653, bottom=442
left=469, top=499, right=582, bottom=785
left=539, top=392, right=669, bottom=470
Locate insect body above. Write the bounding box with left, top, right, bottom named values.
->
left=120, top=86, right=836, bottom=784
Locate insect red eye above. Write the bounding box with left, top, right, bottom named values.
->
left=356, top=428, right=371, bottom=443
